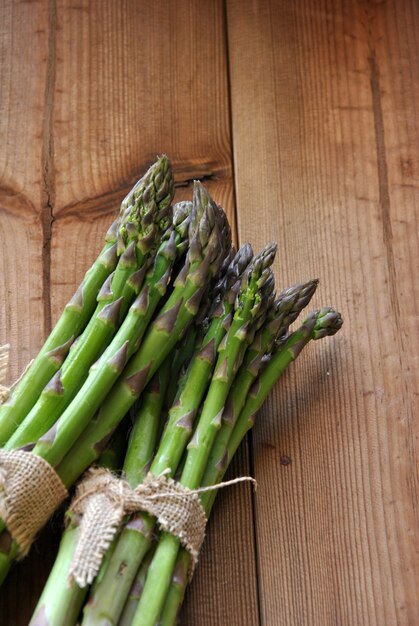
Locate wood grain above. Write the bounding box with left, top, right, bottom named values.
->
left=0, top=1, right=63, bottom=622
left=0, top=0, right=48, bottom=377
left=227, top=0, right=418, bottom=624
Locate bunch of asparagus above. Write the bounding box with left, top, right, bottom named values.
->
left=27, top=190, right=341, bottom=623
left=0, top=158, right=342, bottom=624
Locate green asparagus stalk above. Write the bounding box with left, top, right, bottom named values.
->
left=225, top=307, right=344, bottom=465
left=78, top=245, right=253, bottom=626
left=6, top=157, right=174, bottom=450
left=164, top=326, right=198, bottom=412
left=204, top=279, right=319, bottom=489
left=0, top=204, right=192, bottom=584
left=159, top=307, right=343, bottom=626
left=54, top=182, right=229, bottom=489
left=81, top=364, right=170, bottom=626
left=0, top=184, right=227, bottom=585
left=164, top=246, right=236, bottom=411
left=28, top=418, right=129, bottom=626
left=31, top=203, right=191, bottom=469
left=131, top=243, right=277, bottom=626
left=0, top=220, right=119, bottom=445
left=158, top=550, right=189, bottom=626
left=118, top=548, right=156, bottom=626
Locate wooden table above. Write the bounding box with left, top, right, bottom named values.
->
left=0, top=1, right=417, bottom=624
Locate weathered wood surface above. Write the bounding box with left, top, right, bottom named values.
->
left=0, top=0, right=417, bottom=624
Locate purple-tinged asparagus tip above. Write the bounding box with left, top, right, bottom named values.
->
left=312, top=307, right=343, bottom=339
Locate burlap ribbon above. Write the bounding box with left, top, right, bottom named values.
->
left=0, top=450, right=68, bottom=556
left=0, top=344, right=34, bottom=404
left=0, top=346, right=66, bottom=556
left=68, top=468, right=256, bottom=587
left=0, top=344, right=11, bottom=403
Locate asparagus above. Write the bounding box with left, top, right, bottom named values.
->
left=81, top=364, right=170, bottom=626
left=0, top=219, right=118, bottom=445
left=131, top=243, right=277, bottom=626
left=158, top=551, right=189, bottom=626
left=6, top=157, right=174, bottom=450
left=164, top=326, right=198, bottom=413
left=118, top=549, right=156, bottom=626
left=78, top=245, right=253, bottom=626
left=32, top=202, right=191, bottom=469
left=151, top=246, right=253, bottom=480
left=0, top=184, right=224, bottom=582
left=159, top=307, right=343, bottom=625
left=204, top=279, right=319, bottom=489
left=28, top=419, right=129, bottom=626
left=225, top=307, right=344, bottom=466
left=0, top=203, right=192, bottom=583
left=164, top=246, right=236, bottom=410
left=54, top=182, right=229, bottom=488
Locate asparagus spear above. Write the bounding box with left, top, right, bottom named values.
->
left=225, top=307, right=344, bottom=468
left=6, top=157, right=174, bottom=450
left=0, top=220, right=118, bottom=445
left=159, top=307, right=343, bottom=626
left=78, top=245, right=253, bottom=626
left=204, top=279, right=319, bottom=488
left=81, top=364, right=171, bottom=626
left=131, top=243, right=277, bottom=626
left=164, top=245, right=236, bottom=410
left=118, top=548, right=156, bottom=626
left=28, top=417, right=129, bottom=626
left=0, top=183, right=227, bottom=586
left=0, top=204, right=192, bottom=584
left=54, top=182, right=229, bottom=488
left=31, top=202, right=191, bottom=468
left=158, top=551, right=190, bottom=626
left=164, top=326, right=198, bottom=413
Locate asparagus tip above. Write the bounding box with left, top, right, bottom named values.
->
left=312, top=307, right=343, bottom=339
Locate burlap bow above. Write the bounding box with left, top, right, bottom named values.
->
left=68, top=468, right=257, bottom=587
left=68, top=468, right=207, bottom=586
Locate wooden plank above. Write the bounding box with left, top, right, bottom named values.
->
left=1, top=1, right=259, bottom=625
left=0, top=0, right=48, bottom=376
left=227, top=0, right=418, bottom=625
left=50, top=0, right=238, bottom=325
left=0, top=1, right=56, bottom=624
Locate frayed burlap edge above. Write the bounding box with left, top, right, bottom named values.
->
left=0, top=344, right=34, bottom=405
left=0, top=345, right=10, bottom=403
left=0, top=450, right=68, bottom=557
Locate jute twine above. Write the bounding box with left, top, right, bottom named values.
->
left=0, top=450, right=68, bottom=557
left=68, top=467, right=256, bottom=587
left=0, top=344, right=34, bottom=404
left=0, top=344, right=11, bottom=403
